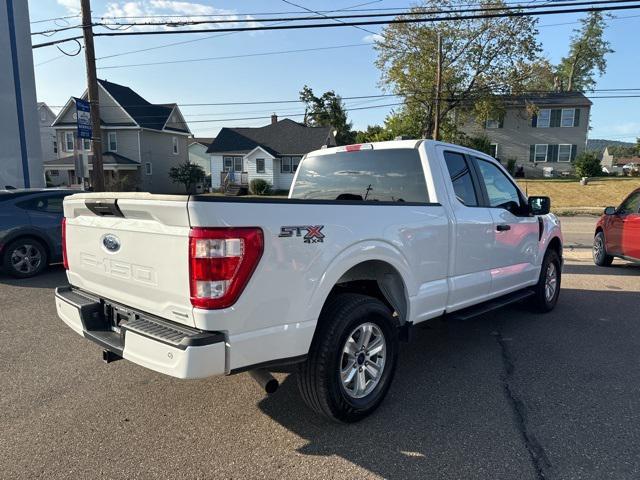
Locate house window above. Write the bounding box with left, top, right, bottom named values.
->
left=145, top=162, right=152, bottom=175
left=535, top=144, right=548, bottom=162
left=537, top=109, right=551, bottom=128
left=53, top=140, right=58, bottom=154
left=256, top=158, right=265, bottom=173
left=49, top=170, right=59, bottom=176
left=489, top=143, right=498, bottom=158
left=83, top=138, right=91, bottom=151
left=292, top=156, right=301, bottom=172
left=485, top=119, right=500, bottom=129
left=172, top=137, right=179, bottom=155
left=223, top=156, right=242, bottom=172
left=40, top=110, right=46, bottom=121
left=65, top=132, right=74, bottom=151
left=558, top=144, right=572, bottom=162
left=108, top=132, right=117, bottom=152
left=281, top=157, right=292, bottom=173
left=561, top=108, right=575, bottom=127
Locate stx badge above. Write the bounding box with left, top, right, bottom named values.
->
left=279, top=225, right=325, bottom=243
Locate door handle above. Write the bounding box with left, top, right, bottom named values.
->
left=496, top=224, right=511, bottom=232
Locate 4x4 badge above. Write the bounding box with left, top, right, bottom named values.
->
left=279, top=225, right=325, bottom=243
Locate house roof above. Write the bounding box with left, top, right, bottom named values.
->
left=43, top=152, right=140, bottom=167
left=500, top=92, right=592, bottom=108
left=189, top=137, right=215, bottom=147
left=207, top=119, right=335, bottom=156
left=97, top=79, right=189, bottom=132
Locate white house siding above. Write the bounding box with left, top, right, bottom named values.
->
left=139, top=129, right=188, bottom=193
left=210, top=155, right=224, bottom=188
left=244, top=149, right=274, bottom=188
left=272, top=158, right=296, bottom=191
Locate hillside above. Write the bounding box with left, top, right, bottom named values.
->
left=587, top=138, right=635, bottom=154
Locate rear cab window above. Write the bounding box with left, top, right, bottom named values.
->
left=290, top=148, right=430, bottom=203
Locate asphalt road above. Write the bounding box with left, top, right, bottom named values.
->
left=2, top=255, right=640, bottom=480
left=559, top=216, right=599, bottom=249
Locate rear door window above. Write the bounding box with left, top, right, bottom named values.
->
left=291, top=149, right=429, bottom=203
left=443, top=151, right=478, bottom=206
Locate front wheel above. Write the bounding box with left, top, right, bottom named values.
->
left=530, top=249, right=561, bottom=312
left=593, top=231, right=614, bottom=267
left=297, top=293, right=399, bottom=423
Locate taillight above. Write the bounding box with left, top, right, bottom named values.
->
left=62, top=218, right=69, bottom=270
left=189, top=227, right=263, bottom=309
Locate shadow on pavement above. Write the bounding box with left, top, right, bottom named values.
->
left=0, top=265, right=68, bottom=289
left=258, top=287, right=640, bottom=480
left=563, top=262, right=640, bottom=276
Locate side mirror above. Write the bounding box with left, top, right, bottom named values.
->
left=528, top=196, right=551, bottom=215
left=604, top=206, right=616, bottom=215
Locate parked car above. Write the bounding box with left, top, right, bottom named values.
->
left=55, top=140, right=563, bottom=422
left=0, top=188, right=79, bottom=277
left=593, top=187, right=640, bottom=266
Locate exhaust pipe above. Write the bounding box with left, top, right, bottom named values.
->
left=249, top=369, right=279, bottom=394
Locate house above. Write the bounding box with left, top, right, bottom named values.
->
left=458, top=92, right=592, bottom=176
left=601, top=146, right=640, bottom=173
left=45, top=79, right=191, bottom=192
left=206, top=115, right=336, bottom=192
left=188, top=137, right=214, bottom=185
left=38, top=103, right=58, bottom=164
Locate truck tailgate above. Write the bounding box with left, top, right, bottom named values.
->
left=63, top=193, right=195, bottom=327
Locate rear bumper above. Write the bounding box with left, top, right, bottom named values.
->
left=55, top=286, right=227, bottom=379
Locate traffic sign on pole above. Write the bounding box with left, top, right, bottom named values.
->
left=74, top=97, right=92, bottom=140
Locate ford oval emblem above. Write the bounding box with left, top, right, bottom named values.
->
left=102, top=234, right=121, bottom=253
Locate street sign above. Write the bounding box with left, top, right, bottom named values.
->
left=74, top=97, right=92, bottom=139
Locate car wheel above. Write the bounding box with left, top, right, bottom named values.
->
left=2, top=238, right=48, bottom=278
left=530, top=248, right=561, bottom=313
left=297, top=293, right=399, bottom=423
left=593, top=231, right=614, bottom=267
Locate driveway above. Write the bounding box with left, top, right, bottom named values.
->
left=1, top=255, right=640, bottom=479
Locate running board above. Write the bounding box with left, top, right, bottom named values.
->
left=447, top=289, right=535, bottom=321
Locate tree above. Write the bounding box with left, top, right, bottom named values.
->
left=573, top=151, right=602, bottom=178
left=300, top=86, right=356, bottom=145
left=556, top=12, right=613, bottom=92
left=168, top=161, right=205, bottom=193
left=375, top=0, right=542, bottom=140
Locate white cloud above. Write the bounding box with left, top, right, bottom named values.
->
left=57, top=0, right=80, bottom=14
left=100, top=1, right=260, bottom=31
left=363, top=33, right=383, bottom=44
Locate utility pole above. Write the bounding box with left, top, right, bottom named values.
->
left=432, top=32, right=442, bottom=141
left=80, top=0, right=105, bottom=191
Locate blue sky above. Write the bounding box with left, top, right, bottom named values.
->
left=30, top=0, right=640, bottom=141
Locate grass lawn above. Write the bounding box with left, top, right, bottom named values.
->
left=517, top=177, right=640, bottom=214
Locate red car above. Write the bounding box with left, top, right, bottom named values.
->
left=593, top=187, right=640, bottom=266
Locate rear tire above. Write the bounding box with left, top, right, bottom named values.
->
left=593, top=231, right=614, bottom=267
left=2, top=238, right=48, bottom=278
left=297, top=293, right=398, bottom=423
left=530, top=248, right=561, bottom=313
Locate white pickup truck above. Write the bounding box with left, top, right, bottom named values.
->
left=56, top=140, right=562, bottom=422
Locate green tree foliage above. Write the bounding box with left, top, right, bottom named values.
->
left=573, top=151, right=603, bottom=178
left=458, top=135, right=492, bottom=155
left=300, top=86, right=355, bottom=145
left=375, top=0, right=541, bottom=140
left=168, top=161, right=205, bottom=193
left=249, top=178, right=272, bottom=196
left=608, top=145, right=639, bottom=158
left=556, top=12, right=613, bottom=92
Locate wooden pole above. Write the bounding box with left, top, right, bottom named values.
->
left=80, top=0, right=105, bottom=191
left=432, top=33, right=442, bottom=141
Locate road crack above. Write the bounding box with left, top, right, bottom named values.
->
left=493, top=330, right=551, bottom=480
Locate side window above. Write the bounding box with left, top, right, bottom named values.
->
left=476, top=159, right=522, bottom=213
left=16, top=195, right=65, bottom=213
left=618, top=192, right=640, bottom=214
left=443, top=151, right=478, bottom=207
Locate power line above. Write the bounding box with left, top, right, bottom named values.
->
left=30, top=14, right=80, bottom=25
left=32, top=1, right=640, bottom=48
left=97, top=43, right=370, bottom=69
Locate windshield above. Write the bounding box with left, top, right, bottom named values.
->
left=290, top=149, right=429, bottom=203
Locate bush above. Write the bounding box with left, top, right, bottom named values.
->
left=249, top=178, right=272, bottom=195
left=573, top=151, right=602, bottom=178
left=459, top=135, right=492, bottom=155
left=506, top=158, right=517, bottom=175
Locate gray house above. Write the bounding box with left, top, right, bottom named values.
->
left=38, top=103, right=58, bottom=164
left=458, top=92, right=592, bottom=176
left=207, top=116, right=336, bottom=191
left=45, top=79, right=191, bottom=193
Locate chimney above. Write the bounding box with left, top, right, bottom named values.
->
left=271, top=113, right=278, bottom=125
